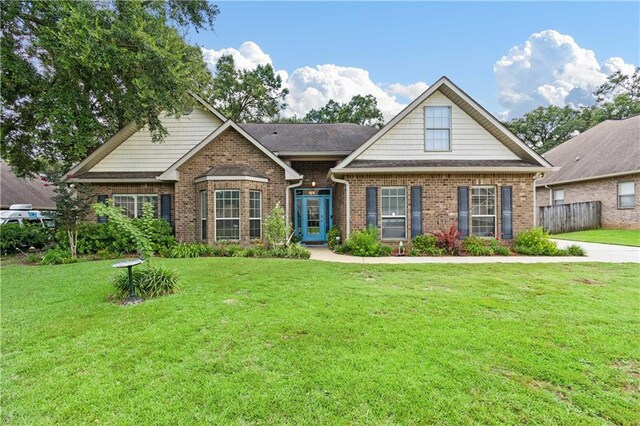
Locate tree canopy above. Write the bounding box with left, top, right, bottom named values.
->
left=205, top=54, right=288, bottom=122
left=506, top=68, right=640, bottom=153
left=1, top=0, right=218, bottom=176
left=303, top=95, right=385, bottom=128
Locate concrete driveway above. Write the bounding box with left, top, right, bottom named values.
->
left=308, top=241, right=640, bottom=264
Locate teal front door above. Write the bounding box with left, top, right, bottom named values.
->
left=301, top=196, right=328, bottom=242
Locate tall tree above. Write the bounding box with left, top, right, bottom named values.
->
left=304, top=95, right=385, bottom=128
left=1, top=0, right=218, bottom=176
left=206, top=55, right=288, bottom=122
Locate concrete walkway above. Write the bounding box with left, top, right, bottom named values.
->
left=308, top=240, right=640, bottom=264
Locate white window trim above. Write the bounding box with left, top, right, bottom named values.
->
left=113, top=194, right=158, bottom=218
left=471, top=186, right=497, bottom=237
left=553, top=189, right=565, bottom=206
left=214, top=189, right=241, bottom=242
left=381, top=186, right=407, bottom=241
left=618, top=181, right=635, bottom=209
left=200, top=190, right=207, bottom=241
left=249, top=190, right=262, bottom=240
left=424, top=105, right=452, bottom=152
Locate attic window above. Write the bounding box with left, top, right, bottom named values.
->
left=425, top=106, right=451, bottom=151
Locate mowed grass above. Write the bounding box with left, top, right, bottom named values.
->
left=2, top=259, right=639, bottom=425
left=553, top=229, right=640, bottom=247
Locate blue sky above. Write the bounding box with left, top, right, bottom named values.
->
left=187, top=2, right=639, bottom=119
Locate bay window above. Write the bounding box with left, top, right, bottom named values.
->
left=215, top=190, right=240, bottom=241
left=200, top=190, right=207, bottom=240
left=249, top=190, right=262, bottom=239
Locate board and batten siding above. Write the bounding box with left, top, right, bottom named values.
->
left=91, top=107, right=223, bottom=172
left=358, top=90, right=519, bottom=161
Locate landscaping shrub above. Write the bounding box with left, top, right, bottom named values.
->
left=111, top=265, right=180, bottom=299
left=0, top=223, right=53, bottom=255
left=342, top=226, right=391, bottom=257
left=163, top=242, right=213, bottom=258
left=269, top=243, right=311, bottom=259
left=264, top=202, right=290, bottom=248
left=559, top=244, right=587, bottom=256
left=462, top=236, right=495, bottom=256
left=431, top=223, right=461, bottom=255
left=41, top=247, right=79, bottom=265
left=327, top=226, right=342, bottom=251
left=410, top=234, right=445, bottom=256
left=514, top=227, right=559, bottom=256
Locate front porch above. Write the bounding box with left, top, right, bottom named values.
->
left=293, top=188, right=333, bottom=244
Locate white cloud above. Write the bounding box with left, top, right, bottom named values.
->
left=494, top=30, right=636, bottom=118
left=201, top=42, right=427, bottom=121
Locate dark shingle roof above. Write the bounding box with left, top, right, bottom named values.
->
left=537, top=116, right=640, bottom=186
left=345, top=159, right=539, bottom=169
left=239, top=123, right=378, bottom=154
left=198, top=164, right=266, bottom=179
left=0, top=160, right=56, bottom=210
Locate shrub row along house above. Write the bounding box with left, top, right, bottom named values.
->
left=535, top=115, right=639, bottom=229
left=67, top=77, right=553, bottom=245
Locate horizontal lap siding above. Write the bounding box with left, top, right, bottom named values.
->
left=358, top=91, right=519, bottom=161
left=92, top=108, right=223, bottom=172
left=346, top=173, right=536, bottom=240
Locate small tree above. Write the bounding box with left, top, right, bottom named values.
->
left=92, top=201, right=154, bottom=259
left=264, top=202, right=291, bottom=248
left=50, top=174, right=94, bottom=258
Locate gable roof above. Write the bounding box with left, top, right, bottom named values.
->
left=239, top=123, right=377, bottom=155
left=1, top=160, right=56, bottom=210
left=536, top=115, right=640, bottom=187
left=66, top=93, right=227, bottom=178
left=335, top=76, right=553, bottom=171
left=158, top=120, right=302, bottom=181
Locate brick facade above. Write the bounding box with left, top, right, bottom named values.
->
left=88, top=182, right=175, bottom=225
left=342, top=172, right=537, bottom=241
left=536, top=173, right=640, bottom=229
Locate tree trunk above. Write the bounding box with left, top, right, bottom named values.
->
left=68, top=228, right=78, bottom=258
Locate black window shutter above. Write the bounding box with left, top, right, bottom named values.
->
left=366, top=187, right=378, bottom=228
left=411, top=186, right=423, bottom=238
left=97, top=195, right=108, bottom=223
left=457, top=186, right=469, bottom=238
left=160, top=194, right=172, bottom=227
left=501, top=186, right=513, bottom=239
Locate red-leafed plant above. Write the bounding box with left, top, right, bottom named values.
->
left=430, top=222, right=461, bottom=255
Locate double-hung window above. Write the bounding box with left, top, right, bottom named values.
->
left=425, top=106, right=451, bottom=151
left=113, top=194, right=158, bottom=218
left=381, top=187, right=406, bottom=240
left=249, top=190, right=262, bottom=239
left=200, top=190, right=207, bottom=240
left=471, top=186, right=496, bottom=237
left=618, top=181, right=635, bottom=208
left=215, top=190, right=240, bottom=241
left=553, top=189, right=565, bottom=206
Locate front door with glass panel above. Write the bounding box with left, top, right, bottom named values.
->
left=295, top=189, right=332, bottom=243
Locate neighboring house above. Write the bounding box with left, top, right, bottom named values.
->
left=1, top=159, right=56, bottom=211
left=535, top=116, right=640, bottom=229
left=67, top=77, right=552, bottom=245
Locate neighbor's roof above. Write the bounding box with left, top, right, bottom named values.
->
left=239, top=123, right=378, bottom=155
left=536, top=115, right=640, bottom=187
left=0, top=160, right=56, bottom=210
left=197, top=164, right=266, bottom=179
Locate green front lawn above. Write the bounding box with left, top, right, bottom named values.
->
left=2, top=259, right=639, bottom=424
left=553, top=229, right=640, bottom=247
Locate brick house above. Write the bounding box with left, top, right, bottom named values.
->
left=535, top=116, right=639, bottom=229
left=67, top=77, right=552, bottom=245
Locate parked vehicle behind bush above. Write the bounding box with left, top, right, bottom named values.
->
left=0, top=223, right=53, bottom=255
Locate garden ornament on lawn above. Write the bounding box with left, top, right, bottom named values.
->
left=112, top=258, right=145, bottom=305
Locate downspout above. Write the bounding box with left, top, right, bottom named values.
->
left=285, top=177, right=304, bottom=229
left=532, top=172, right=544, bottom=228
left=330, top=173, right=350, bottom=238
left=544, top=185, right=552, bottom=206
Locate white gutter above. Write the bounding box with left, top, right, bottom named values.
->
left=331, top=166, right=556, bottom=175
left=285, top=177, right=304, bottom=229
left=330, top=174, right=350, bottom=238
left=532, top=172, right=544, bottom=227
left=534, top=169, right=640, bottom=187
left=544, top=185, right=553, bottom=206
left=66, top=178, right=160, bottom=183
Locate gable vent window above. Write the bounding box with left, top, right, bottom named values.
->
left=425, top=106, right=451, bottom=151
left=618, top=181, right=635, bottom=209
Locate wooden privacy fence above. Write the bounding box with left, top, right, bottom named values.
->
left=538, top=201, right=601, bottom=234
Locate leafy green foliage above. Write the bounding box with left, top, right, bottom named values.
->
left=111, top=265, right=180, bottom=299
left=206, top=54, right=288, bottom=122
left=1, top=0, right=218, bottom=176
left=264, top=202, right=291, bottom=248
left=514, top=228, right=559, bottom=256
left=431, top=223, right=461, bottom=255
left=342, top=226, right=392, bottom=257
left=327, top=226, right=343, bottom=251
left=0, top=223, right=53, bottom=255
left=92, top=201, right=154, bottom=259
left=160, top=241, right=311, bottom=259
left=41, top=246, right=79, bottom=265
left=461, top=236, right=511, bottom=256
left=162, top=242, right=213, bottom=258
left=304, top=95, right=385, bottom=128
left=410, top=234, right=445, bottom=256
left=558, top=244, right=587, bottom=257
